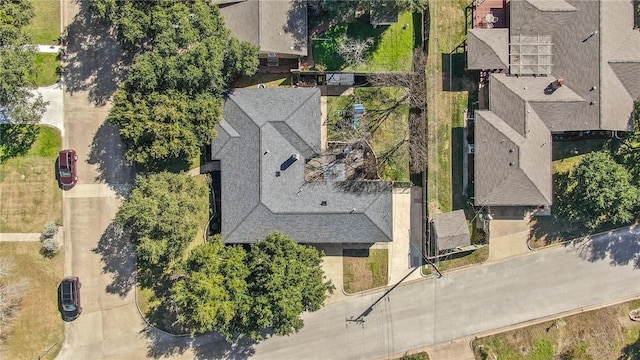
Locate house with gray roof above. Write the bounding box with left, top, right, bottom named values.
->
left=467, top=0, right=640, bottom=207
left=216, top=0, right=307, bottom=63
left=210, top=88, right=394, bottom=244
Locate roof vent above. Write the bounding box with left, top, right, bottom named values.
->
left=275, top=171, right=281, bottom=177
left=509, top=148, right=514, bottom=153
left=509, top=162, right=515, bottom=166
left=257, top=84, right=266, bottom=89
left=321, top=201, right=327, bottom=206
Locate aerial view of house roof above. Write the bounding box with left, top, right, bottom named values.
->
left=211, top=88, right=393, bottom=244
left=216, top=0, right=307, bottom=56
left=469, top=0, right=640, bottom=207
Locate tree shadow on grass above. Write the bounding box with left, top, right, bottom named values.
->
left=92, top=222, right=136, bottom=297
left=87, top=121, right=134, bottom=197
left=63, top=2, right=133, bottom=106
left=620, top=333, right=640, bottom=359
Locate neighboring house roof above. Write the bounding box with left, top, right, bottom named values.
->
left=432, top=210, right=471, bottom=250
left=211, top=88, right=393, bottom=243
left=475, top=110, right=552, bottom=206
left=217, top=0, right=307, bottom=56
left=466, top=29, right=509, bottom=70
left=472, top=0, right=640, bottom=207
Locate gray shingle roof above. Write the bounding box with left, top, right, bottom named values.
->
left=473, top=0, right=640, bottom=207
left=218, top=0, right=307, bottom=56
left=466, top=29, right=509, bottom=70
left=433, top=210, right=471, bottom=250
left=474, top=110, right=552, bottom=206
left=212, top=88, right=393, bottom=243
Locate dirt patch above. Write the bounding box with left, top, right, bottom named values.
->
left=473, top=300, right=640, bottom=360
left=343, top=249, right=388, bottom=293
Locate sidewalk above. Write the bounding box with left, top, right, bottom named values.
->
left=0, top=233, right=41, bottom=242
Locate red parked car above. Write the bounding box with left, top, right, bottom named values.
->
left=58, top=149, right=78, bottom=189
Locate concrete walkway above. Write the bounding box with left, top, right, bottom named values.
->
left=0, top=233, right=41, bottom=241
left=36, top=44, right=62, bottom=53
left=487, top=213, right=532, bottom=261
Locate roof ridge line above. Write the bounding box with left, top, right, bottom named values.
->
left=477, top=31, right=507, bottom=68
left=281, top=89, right=321, bottom=152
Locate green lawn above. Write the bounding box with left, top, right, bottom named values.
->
left=0, top=242, right=64, bottom=360
left=423, top=246, right=489, bottom=274
left=0, top=126, right=62, bottom=232
left=313, top=12, right=416, bottom=72
left=473, top=300, right=640, bottom=360
left=426, top=0, right=471, bottom=214
left=343, top=249, right=388, bottom=293
left=25, top=0, right=61, bottom=45
left=326, top=87, right=410, bottom=182
left=33, top=53, right=60, bottom=86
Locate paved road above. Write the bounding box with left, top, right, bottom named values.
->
left=241, top=233, right=640, bottom=360
left=56, top=1, right=139, bottom=359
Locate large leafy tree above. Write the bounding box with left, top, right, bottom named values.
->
left=90, top=0, right=258, bottom=167
left=0, top=0, right=47, bottom=160
left=171, top=232, right=334, bottom=340
left=115, top=172, right=209, bottom=280
left=108, top=89, right=220, bottom=164
left=242, top=232, right=335, bottom=339
left=172, top=236, right=250, bottom=337
left=564, top=151, right=639, bottom=230
left=613, top=101, right=640, bottom=185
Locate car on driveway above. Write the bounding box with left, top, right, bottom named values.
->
left=59, top=276, right=82, bottom=321
left=58, top=149, right=78, bottom=189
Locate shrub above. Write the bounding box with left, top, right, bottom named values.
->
left=40, top=221, right=59, bottom=241
left=41, top=237, right=59, bottom=257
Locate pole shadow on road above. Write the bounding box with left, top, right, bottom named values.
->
left=92, top=222, right=136, bottom=297
left=87, top=121, right=134, bottom=197
left=63, top=2, right=133, bottom=106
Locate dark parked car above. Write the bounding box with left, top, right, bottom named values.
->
left=58, top=149, right=78, bottom=189
left=59, top=276, right=82, bottom=321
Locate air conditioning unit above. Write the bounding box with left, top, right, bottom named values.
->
left=467, top=144, right=475, bottom=154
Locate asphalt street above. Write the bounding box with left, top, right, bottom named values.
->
left=244, top=232, right=640, bottom=359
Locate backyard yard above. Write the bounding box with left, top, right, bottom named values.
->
left=426, top=0, right=473, bottom=214
left=0, top=242, right=64, bottom=360
left=0, top=126, right=62, bottom=232
left=313, top=11, right=417, bottom=72
left=326, top=87, right=410, bottom=182
left=473, top=299, right=640, bottom=360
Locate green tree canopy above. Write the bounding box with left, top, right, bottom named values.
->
left=108, top=89, right=220, bottom=164
left=613, top=101, right=640, bottom=185
left=172, top=236, right=250, bottom=337
left=170, top=232, right=334, bottom=340
left=0, top=0, right=47, bottom=161
left=92, top=0, right=258, bottom=168
left=565, top=151, right=639, bottom=230
left=115, top=172, right=209, bottom=278
left=242, top=232, right=335, bottom=339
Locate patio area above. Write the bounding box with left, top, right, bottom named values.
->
left=472, top=0, right=509, bottom=29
